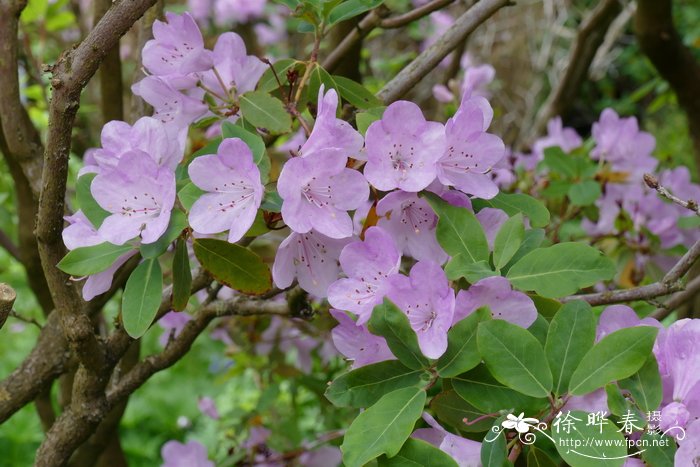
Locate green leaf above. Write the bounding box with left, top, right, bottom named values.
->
left=368, top=299, right=430, bottom=370
left=640, top=431, right=676, bottom=467
left=503, top=228, right=545, bottom=273
left=493, top=213, right=524, bottom=270
left=57, top=243, right=135, bottom=276
left=172, top=238, right=192, bottom=311
left=473, top=193, right=550, bottom=228
left=477, top=320, right=553, bottom=398
left=325, top=360, right=429, bottom=408
left=257, top=58, right=299, bottom=93
left=481, top=417, right=508, bottom=467
left=451, top=365, right=548, bottom=414
left=543, top=146, right=577, bottom=178
left=332, top=75, right=382, bottom=109
left=618, top=355, right=662, bottom=413
left=424, top=193, right=489, bottom=264
left=356, top=106, right=385, bottom=134
left=444, top=257, right=497, bottom=282
left=526, top=447, right=558, bottom=467
left=551, top=411, right=626, bottom=467
left=193, top=239, right=272, bottom=295
left=139, top=210, right=187, bottom=259
left=221, top=121, right=270, bottom=182
left=76, top=173, right=110, bottom=228
left=506, top=242, right=616, bottom=298
left=530, top=294, right=562, bottom=320
left=568, top=181, right=602, bottom=207
left=341, top=386, right=426, bottom=467
left=178, top=182, right=205, bottom=212
left=121, top=258, right=163, bottom=338
left=328, top=0, right=384, bottom=24
left=568, top=326, right=659, bottom=395
left=431, top=390, right=494, bottom=433
left=545, top=300, right=596, bottom=395
left=436, top=308, right=489, bottom=378
left=377, top=438, right=458, bottom=467
left=307, top=65, right=339, bottom=107
left=528, top=313, right=550, bottom=346
left=605, top=383, right=627, bottom=417
left=261, top=189, right=283, bottom=212
left=238, top=91, right=292, bottom=134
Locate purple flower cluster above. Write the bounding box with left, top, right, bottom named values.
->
left=266, top=88, right=519, bottom=363
left=63, top=13, right=268, bottom=300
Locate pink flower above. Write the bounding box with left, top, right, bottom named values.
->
left=364, top=101, right=445, bottom=192
left=187, top=138, right=264, bottom=243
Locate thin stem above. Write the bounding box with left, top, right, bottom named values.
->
left=644, top=173, right=700, bottom=216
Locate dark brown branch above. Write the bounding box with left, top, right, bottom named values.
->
left=527, top=0, right=622, bottom=144
left=377, top=0, right=512, bottom=104
left=0, top=0, right=45, bottom=197
left=0, top=1, right=55, bottom=314
left=0, top=311, right=72, bottom=424
left=636, top=0, right=700, bottom=167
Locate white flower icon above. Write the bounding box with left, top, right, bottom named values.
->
left=502, top=413, right=539, bottom=434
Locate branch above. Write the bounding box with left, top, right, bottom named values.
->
left=32, top=271, right=211, bottom=465
left=377, top=0, right=512, bottom=104
left=0, top=0, right=45, bottom=197
left=526, top=0, right=622, bottom=144
left=636, top=0, right=700, bottom=166
left=36, top=0, right=159, bottom=378
left=0, top=1, right=55, bottom=313
left=106, top=297, right=290, bottom=408
left=563, top=237, right=700, bottom=306
left=644, top=173, right=700, bottom=216
left=381, top=0, right=457, bottom=29
left=652, top=275, right=700, bottom=320
left=323, top=0, right=456, bottom=73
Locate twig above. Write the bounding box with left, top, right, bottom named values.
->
left=652, top=275, right=700, bottom=320
left=9, top=311, right=43, bottom=330
left=105, top=297, right=289, bottom=407
left=323, top=7, right=389, bottom=73
left=644, top=173, right=700, bottom=216
left=377, top=0, right=513, bottom=104
left=564, top=232, right=700, bottom=306
left=379, top=0, right=457, bottom=29
left=324, top=0, right=458, bottom=73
